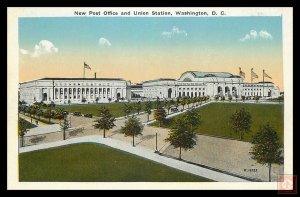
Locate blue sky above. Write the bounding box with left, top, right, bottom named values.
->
left=19, top=16, right=283, bottom=90
left=19, top=16, right=282, bottom=51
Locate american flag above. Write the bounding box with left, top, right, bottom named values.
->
left=264, top=72, right=272, bottom=79
left=251, top=68, right=258, bottom=79
left=239, top=67, right=245, bottom=79
left=84, top=62, right=91, bottom=70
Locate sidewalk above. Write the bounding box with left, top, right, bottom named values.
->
left=19, top=113, right=48, bottom=126
left=24, top=124, right=61, bottom=137
left=19, top=135, right=249, bottom=182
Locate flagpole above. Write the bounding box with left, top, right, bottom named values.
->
left=251, top=68, right=253, bottom=97
left=83, top=62, right=85, bottom=78
left=263, top=69, right=265, bottom=98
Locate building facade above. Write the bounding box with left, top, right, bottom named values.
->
left=142, top=71, right=280, bottom=99
left=19, top=71, right=281, bottom=104
left=130, top=83, right=144, bottom=98
left=19, top=78, right=131, bottom=104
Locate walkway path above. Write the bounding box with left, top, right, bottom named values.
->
left=19, top=113, right=48, bottom=126
left=19, top=113, right=62, bottom=137
left=19, top=135, right=248, bottom=182
left=24, top=124, right=61, bottom=137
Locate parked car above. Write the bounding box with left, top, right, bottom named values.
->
left=170, top=107, right=179, bottom=113
left=73, top=112, right=82, bottom=116
left=84, top=113, right=93, bottom=118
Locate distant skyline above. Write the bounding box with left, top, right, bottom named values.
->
left=19, top=17, right=283, bottom=90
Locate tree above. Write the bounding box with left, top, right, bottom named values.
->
left=60, top=114, right=69, bottom=140
left=192, top=97, right=197, bottom=107
left=93, top=106, right=116, bottom=138
left=54, top=110, right=64, bottom=121
left=221, top=96, right=225, bottom=102
left=176, top=97, right=180, bottom=108
left=241, top=96, right=245, bottom=102
left=123, top=103, right=133, bottom=117
left=214, top=95, right=219, bottom=101
left=170, top=99, right=175, bottom=105
left=228, top=96, right=232, bottom=102
left=68, top=99, right=71, bottom=105
left=82, top=98, right=87, bottom=103
left=108, top=98, right=112, bottom=103
left=186, top=98, right=192, bottom=108
left=30, top=106, right=37, bottom=119
left=180, top=97, right=187, bottom=110
left=155, top=97, right=161, bottom=109
left=250, top=123, right=283, bottom=182
left=96, top=97, right=99, bottom=103
left=44, top=109, right=54, bottom=123
left=230, top=108, right=252, bottom=140
left=25, top=106, right=32, bottom=122
left=183, top=109, right=201, bottom=130
left=36, top=109, right=43, bottom=120
left=50, top=101, right=56, bottom=108
left=165, top=101, right=172, bottom=115
left=278, top=95, right=284, bottom=103
left=154, top=107, right=167, bottom=127
left=18, top=118, right=29, bottom=147
left=135, top=101, right=142, bottom=115
left=144, top=101, right=152, bottom=122
left=121, top=116, right=144, bottom=147
left=165, top=119, right=197, bottom=160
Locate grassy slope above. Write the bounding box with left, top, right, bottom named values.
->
left=19, top=143, right=211, bottom=182
left=53, top=102, right=156, bottom=118
left=56, top=103, right=126, bottom=117
left=152, top=103, right=284, bottom=144
left=18, top=118, right=37, bottom=130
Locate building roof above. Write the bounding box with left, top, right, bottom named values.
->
left=258, top=81, right=273, bottom=84
left=40, top=77, right=125, bottom=81
left=19, top=77, right=127, bottom=85
left=142, top=78, right=176, bottom=84
left=181, top=71, right=241, bottom=79
left=130, top=84, right=143, bottom=88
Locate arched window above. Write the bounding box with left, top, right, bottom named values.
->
left=183, top=78, right=192, bottom=82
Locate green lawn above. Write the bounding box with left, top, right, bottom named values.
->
left=19, top=143, right=211, bottom=182
left=55, top=103, right=126, bottom=117
left=18, top=118, right=37, bottom=130
left=52, top=102, right=156, bottom=118
left=152, top=103, right=284, bottom=144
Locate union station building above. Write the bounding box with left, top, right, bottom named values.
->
left=19, top=71, right=281, bottom=104
left=142, top=71, right=281, bottom=99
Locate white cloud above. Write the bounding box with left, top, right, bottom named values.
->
left=19, top=48, right=29, bottom=55
left=240, top=30, right=273, bottom=42
left=240, top=30, right=257, bottom=42
left=162, top=31, right=172, bottom=38
left=20, top=40, right=58, bottom=58
left=162, top=26, right=188, bottom=38
left=249, top=30, right=258, bottom=39
left=31, top=40, right=58, bottom=57
left=99, top=37, right=111, bottom=46
left=259, top=30, right=273, bottom=40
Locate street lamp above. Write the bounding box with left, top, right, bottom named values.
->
left=63, top=111, right=67, bottom=140
left=154, top=132, right=159, bottom=153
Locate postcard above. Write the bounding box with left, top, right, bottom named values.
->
left=7, top=7, right=293, bottom=190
